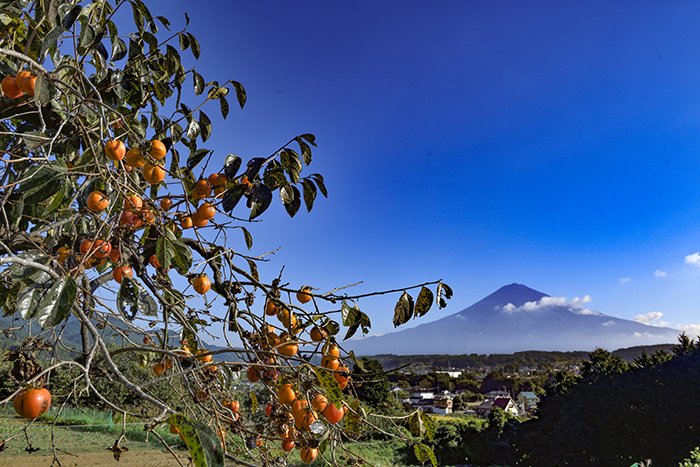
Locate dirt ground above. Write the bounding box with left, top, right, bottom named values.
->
left=0, top=450, right=191, bottom=466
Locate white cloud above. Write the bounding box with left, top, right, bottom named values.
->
left=677, top=323, right=700, bottom=338
left=602, top=320, right=616, bottom=327
left=654, top=269, right=668, bottom=278
left=634, top=311, right=669, bottom=327
left=498, top=295, right=596, bottom=315
left=618, top=277, right=631, bottom=284
left=684, top=252, right=700, bottom=267
left=633, top=331, right=668, bottom=338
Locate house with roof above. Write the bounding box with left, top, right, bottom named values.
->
left=408, top=389, right=454, bottom=414
left=516, top=391, right=540, bottom=413
left=476, top=396, right=519, bottom=417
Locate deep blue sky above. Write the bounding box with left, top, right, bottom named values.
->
left=154, top=1, right=700, bottom=337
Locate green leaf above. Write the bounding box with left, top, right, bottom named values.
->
left=414, top=443, right=437, bottom=467
left=117, top=277, right=140, bottom=320
left=178, top=32, right=189, bottom=51
left=301, top=179, right=317, bottom=212
left=185, top=119, right=200, bottom=140
left=78, top=23, right=95, bottom=51
left=199, top=111, right=212, bottom=142
left=393, top=291, right=414, bottom=327
left=187, top=148, right=210, bottom=170
left=16, top=271, right=53, bottom=320
left=297, top=138, right=312, bottom=165
left=22, top=164, right=66, bottom=204
left=300, top=133, right=317, bottom=147
left=313, top=366, right=343, bottom=409
left=423, top=413, right=436, bottom=441
left=170, top=238, right=193, bottom=276
left=436, top=282, right=453, bottom=309
left=280, top=184, right=300, bottom=218
left=193, top=71, right=204, bottom=95
left=414, top=286, right=434, bottom=318
left=341, top=300, right=358, bottom=327
left=240, top=227, right=253, bottom=249
left=219, top=96, right=229, bottom=119
left=221, top=184, right=247, bottom=213
left=61, top=5, right=82, bottom=29
left=34, top=276, right=76, bottom=327
left=248, top=184, right=272, bottom=220
left=34, top=75, right=56, bottom=106
left=246, top=259, right=259, bottom=282
left=168, top=414, right=224, bottom=467
left=39, top=26, right=64, bottom=60
left=187, top=32, right=200, bottom=59
left=223, top=154, right=242, bottom=179
left=280, top=149, right=302, bottom=183
left=249, top=391, right=258, bottom=413
left=231, top=80, right=246, bottom=108
left=408, top=411, right=425, bottom=437
left=111, top=36, right=127, bottom=61
left=311, top=173, right=328, bottom=198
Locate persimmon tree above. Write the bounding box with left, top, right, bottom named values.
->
left=0, top=1, right=452, bottom=465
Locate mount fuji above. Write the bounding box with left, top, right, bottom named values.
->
left=346, top=283, right=680, bottom=355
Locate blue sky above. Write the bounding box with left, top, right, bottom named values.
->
left=154, top=1, right=700, bottom=338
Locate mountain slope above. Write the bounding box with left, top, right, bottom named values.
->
left=346, top=283, right=680, bottom=355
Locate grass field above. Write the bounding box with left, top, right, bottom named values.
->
left=0, top=405, right=414, bottom=466
left=0, top=405, right=187, bottom=465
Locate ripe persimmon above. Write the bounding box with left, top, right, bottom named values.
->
left=125, top=148, right=145, bottom=167
left=277, top=307, right=298, bottom=329
left=17, top=71, right=36, bottom=96
left=149, top=254, right=162, bottom=269
left=223, top=399, right=240, bottom=412
left=296, top=286, right=313, bottom=304
left=192, top=274, right=211, bottom=294
left=321, top=355, right=340, bottom=371
left=108, top=247, right=121, bottom=263
left=153, top=362, right=166, bottom=376
left=160, top=197, right=173, bottom=210
left=119, top=210, right=142, bottom=229
left=149, top=139, right=167, bottom=160
left=179, top=215, right=193, bottom=229
left=300, top=447, right=318, bottom=464
left=265, top=299, right=279, bottom=316
left=191, top=212, right=209, bottom=228
left=192, top=179, right=211, bottom=200
left=56, top=246, right=71, bottom=263
left=124, top=194, right=142, bottom=210
left=278, top=384, right=296, bottom=406
left=281, top=439, right=295, bottom=452
left=87, top=191, right=109, bottom=212
left=196, top=202, right=216, bottom=220
left=112, top=265, right=133, bottom=283
left=80, top=239, right=111, bottom=259
left=311, top=394, right=328, bottom=413
left=1, top=76, right=22, bottom=98
left=326, top=344, right=341, bottom=358
left=322, top=403, right=344, bottom=424
left=104, top=139, right=126, bottom=161
left=334, top=366, right=350, bottom=390
left=310, top=326, right=327, bottom=342
left=247, top=366, right=261, bottom=383
left=196, top=350, right=213, bottom=364
left=143, top=163, right=166, bottom=185
left=278, top=341, right=298, bottom=357
left=300, top=412, right=317, bottom=431
left=208, top=173, right=227, bottom=187
left=13, top=387, right=51, bottom=419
